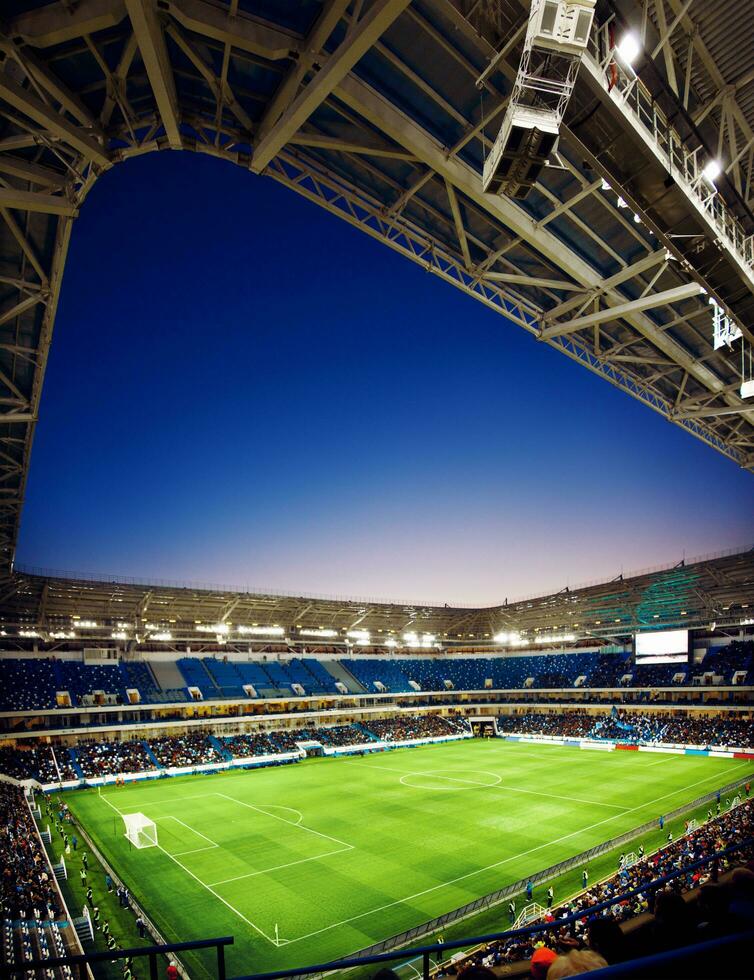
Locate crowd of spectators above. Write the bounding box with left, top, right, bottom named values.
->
left=0, top=709, right=749, bottom=784
left=365, top=714, right=467, bottom=742
left=221, top=731, right=300, bottom=758
left=455, top=800, right=754, bottom=976
left=149, top=733, right=222, bottom=768
left=497, top=712, right=593, bottom=738
left=0, top=745, right=58, bottom=782
left=75, top=740, right=155, bottom=778
left=0, top=782, right=61, bottom=921
left=295, top=725, right=366, bottom=747
left=496, top=710, right=753, bottom=748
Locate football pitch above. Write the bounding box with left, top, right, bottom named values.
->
left=65, top=740, right=752, bottom=978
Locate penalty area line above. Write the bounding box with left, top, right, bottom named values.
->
left=208, top=845, right=353, bottom=887
left=97, top=786, right=281, bottom=945
left=156, top=843, right=282, bottom=946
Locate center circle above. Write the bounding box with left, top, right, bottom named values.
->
left=399, top=769, right=502, bottom=791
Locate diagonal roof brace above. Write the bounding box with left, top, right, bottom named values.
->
left=125, top=0, right=181, bottom=149
left=251, top=0, right=411, bottom=173
left=0, top=75, right=109, bottom=168
left=540, top=283, right=705, bottom=341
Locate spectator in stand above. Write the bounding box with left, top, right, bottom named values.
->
left=222, top=731, right=300, bottom=759
left=546, top=950, right=608, bottom=977
left=0, top=783, right=61, bottom=921
left=149, top=733, right=222, bottom=767
left=364, top=714, right=467, bottom=742
left=464, top=800, right=754, bottom=972
left=75, top=740, right=155, bottom=778
left=496, top=710, right=752, bottom=749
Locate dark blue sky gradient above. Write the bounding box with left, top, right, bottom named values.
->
left=16, top=152, right=754, bottom=604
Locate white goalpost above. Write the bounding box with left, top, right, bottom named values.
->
left=123, top=812, right=158, bottom=849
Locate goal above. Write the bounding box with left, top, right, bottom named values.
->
left=123, top=812, right=158, bottom=849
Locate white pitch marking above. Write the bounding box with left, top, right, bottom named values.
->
left=97, top=787, right=278, bottom=945
left=155, top=842, right=280, bottom=945
left=353, top=761, right=629, bottom=810
left=283, top=761, right=752, bottom=945
left=214, top=792, right=353, bottom=849
left=157, top=815, right=219, bottom=846
left=208, top=846, right=353, bottom=887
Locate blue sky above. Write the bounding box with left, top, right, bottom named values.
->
left=16, top=152, right=754, bottom=605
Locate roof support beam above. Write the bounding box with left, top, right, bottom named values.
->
left=482, top=273, right=583, bottom=291
left=256, top=0, right=350, bottom=144
left=0, top=295, right=46, bottom=329
left=251, top=0, right=411, bottom=173
left=546, top=250, right=671, bottom=318
left=125, top=0, right=181, bottom=149
left=0, top=187, right=77, bottom=216
left=445, top=180, right=471, bottom=269
left=675, top=404, right=748, bottom=420
left=0, top=35, right=100, bottom=131
left=288, top=134, right=415, bottom=159
left=0, top=75, right=109, bottom=167
left=0, top=156, right=67, bottom=189
left=541, top=283, right=705, bottom=340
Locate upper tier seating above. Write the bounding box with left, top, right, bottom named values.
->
left=177, top=657, right=218, bottom=698
left=343, top=658, right=414, bottom=692
left=0, top=642, right=751, bottom=713
left=0, top=659, right=58, bottom=711
left=57, top=661, right=128, bottom=704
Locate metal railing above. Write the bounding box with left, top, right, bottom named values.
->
left=0, top=937, right=234, bottom=980
left=587, top=21, right=754, bottom=285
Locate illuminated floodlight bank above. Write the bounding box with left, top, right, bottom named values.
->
left=403, top=632, right=437, bottom=648
left=616, top=31, right=641, bottom=66
left=299, top=628, right=338, bottom=638
left=237, top=625, right=285, bottom=636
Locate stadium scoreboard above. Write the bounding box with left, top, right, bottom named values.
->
left=633, top=629, right=690, bottom=666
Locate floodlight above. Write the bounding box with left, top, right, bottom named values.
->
left=237, top=625, right=285, bottom=636
left=616, top=32, right=641, bottom=65
left=702, top=159, right=722, bottom=183
left=741, top=379, right=754, bottom=399
left=151, top=631, right=172, bottom=641
left=300, top=628, right=338, bottom=637
left=196, top=623, right=229, bottom=634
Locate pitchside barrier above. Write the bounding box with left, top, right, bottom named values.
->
left=338, top=773, right=754, bottom=963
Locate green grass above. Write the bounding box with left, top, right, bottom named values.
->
left=62, top=740, right=753, bottom=979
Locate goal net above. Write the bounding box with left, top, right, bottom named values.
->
left=123, top=812, right=158, bottom=849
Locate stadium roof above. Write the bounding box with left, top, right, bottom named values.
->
left=2, top=545, right=753, bottom=648
left=1, top=0, right=753, bottom=576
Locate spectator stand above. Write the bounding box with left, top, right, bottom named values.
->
left=0, top=782, right=88, bottom=979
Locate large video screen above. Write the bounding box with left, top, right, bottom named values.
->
left=634, top=629, right=689, bottom=665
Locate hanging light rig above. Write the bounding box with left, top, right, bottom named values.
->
left=482, top=0, right=596, bottom=199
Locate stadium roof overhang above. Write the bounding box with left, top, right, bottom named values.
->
left=2, top=545, right=752, bottom=650
left=0, top=0, right=753, bottom=577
